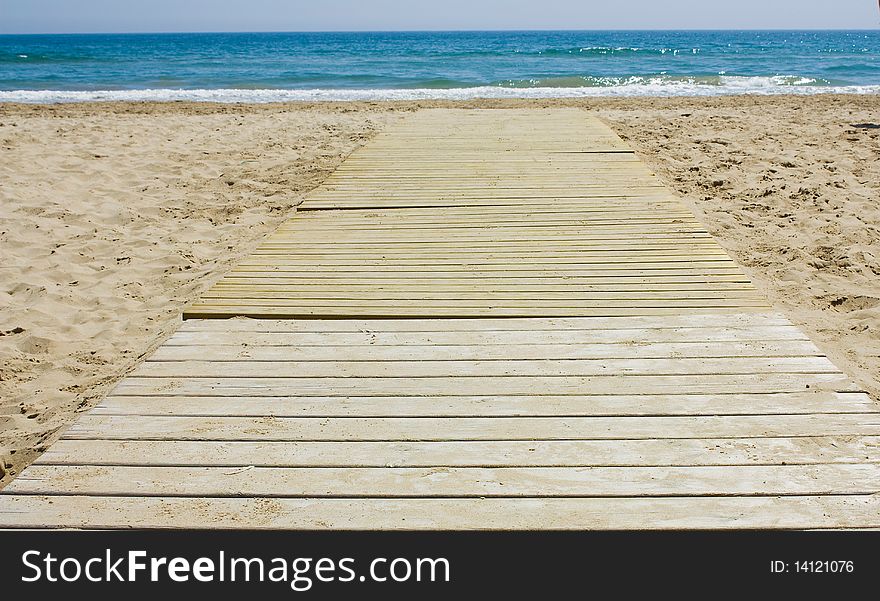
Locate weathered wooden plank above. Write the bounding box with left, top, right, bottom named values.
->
left=326, top=178, right=661, bottom=184
left=211, top=279, right=756, bottom=289
left=304, top=188, right=670, bottom=197
left=9, top=464, right=880, bottom=498
left=280, top=217, right=701, bottom=230
left=150, top=340, right=823, bottom=361
left=174, top=313, right=794, bottom=332
left=35, top=436, right=880, bottom=467
left=63, top=413, right=880, bottom=441
left=2, top=495, right=878, bottom=530
left=116, top=372, right=859, bottom=395
left=184, top=307, right=768, bottom=319
left=131, top=357, right=840, bottom=379
left=251, top=247, right=729, bottom=256
left=322, top=180, right=661, bottom=187
left=208, top=283, right=759, bottom=294
left=325, top=168, right=658, bottom=174
left=250, top=252, right=731, bottom=262
left=165, top=326, right=809, bottom=346
left=300, top=204, right=676, bottom=213
left=264, top=233, right=720, bottom=244
left=338, top=155, right=643, bottom=161
left=230, top=260, right=742, bottom=269
left=255, top=235, right=715, bottom=245
left=110, top=373, right=858, bottom=397
left=304, top=189, right=669, bottom=197
left=237, top=260, right=738, bottom=270
left=93, top=391, right=877, bottom=417
left=189, top=299, right=769, bottom=310
left=217, top=276, right=751, bottom=287
left=233, top=259, right=738, bottom=269
left=198, top=291, right=765, bottom=303
left=254, top=237, right=721, bottom=247
left=289, top=218, right=702, bottom=229
left=320, top=181, right=662, bottom=188
left=273, top=225, right=709, bottom=236
left=301, top=198, right=679, bottom=208
left=332, top=169, right=652, bottom=175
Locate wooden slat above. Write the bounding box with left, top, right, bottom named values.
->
left=109, top=373, right=860, bottom=397
left=301, top=198, right=679, bottom=209
left=63, top=414, right=880, bottom=441
left=165, top=327, right=810, bottom=345
left=2, top=495, right=878, bottom=530
left=149, top=340, right=823, bottom=360
left=183, top=306, right=769, bottom=319
left=175, top=314, right=795, bottom=331
left=208, top=285, right=761, bottom=295
left=222, top=269, right=750, bottom=278
left=130, top=357, right=840, bottom=378
left=8, top=464, right=880, bottom=498
left=34, top=437, right=880, bottom=467
left=237, top=255, right=733, bottom=264
left=197, top=292, right=766, bottom=303
left=250, top=248, right=730, bottom=257
left=189, top=299, right=768, bottom=309
left=93, top=391, right=876, bottom=417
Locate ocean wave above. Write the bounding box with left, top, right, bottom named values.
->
left=0, top=52, right=105, bottom=64
left=1, top=77, right=878, bottom=104
left=493, top=74, right=834, bottom=88
left=536, top=46, right=701, bottom=56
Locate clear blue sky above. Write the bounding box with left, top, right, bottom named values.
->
left=1, top=0, right=878, bottom=34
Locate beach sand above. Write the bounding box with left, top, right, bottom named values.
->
left=1, top=95, right=878, bottom=486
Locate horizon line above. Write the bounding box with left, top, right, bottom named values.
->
left=2, top=27, right=880, bottom=36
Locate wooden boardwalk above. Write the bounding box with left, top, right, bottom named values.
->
left=185, top=110, right=764, bottom=318
left=2, top=109, right=878, bottom=529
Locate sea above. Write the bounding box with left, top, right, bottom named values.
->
left=1, top=30, right=879, bottom=102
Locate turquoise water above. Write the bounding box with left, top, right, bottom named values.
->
left=1, top=30, right=879, bottom=101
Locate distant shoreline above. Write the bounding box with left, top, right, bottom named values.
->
left=3, top=92, right=880, bottom=109
left=0, top=91, right=878, bottom=110
left=3, top=86, right=880, bottom=104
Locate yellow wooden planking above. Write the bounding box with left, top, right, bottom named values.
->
left=91, top=392, right=875, bottom=418
left=149, top=340, right=821, bottom=360
left=164, top=329, right=811, bottom=345
left=185, top=109, right=768, bottom=319
left=207, top=285, right=759, bottom=294
left=301, top=196, right=676, bottom=208
left=191, top=299, right=769, bottom=308
left=175, top=313, right=791, bottom=330
left=62, top=412, right=880, bottom=442
left=130, top=357, right=840, bottom=378
left=9, top=464, right=880, bottom=498
left=4, top=109, right=878, bottom=530
left=2, top=495, right=879, bottom=530
left=109, top=374, right=859, bottom=397
left=181, top=307, right=768, bottom=320
left=33, top=436, right=880, bottom=468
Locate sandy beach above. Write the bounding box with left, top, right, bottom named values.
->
left=1, top=95, right=878, bottom=487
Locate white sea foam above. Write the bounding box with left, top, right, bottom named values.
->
left=2, top=78, right=879, bottom=104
